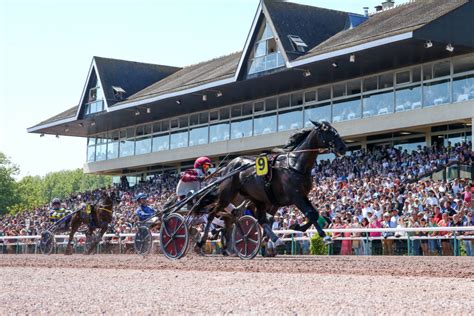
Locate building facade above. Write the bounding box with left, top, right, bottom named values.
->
left=28, top=0, right=474, bottom=184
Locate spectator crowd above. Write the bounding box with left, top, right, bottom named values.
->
left=1, top=141, right=473, bottom=256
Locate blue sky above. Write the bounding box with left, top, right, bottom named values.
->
left=0, top=0, right=383, bottom=178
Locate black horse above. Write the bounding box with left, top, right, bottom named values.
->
left=65, top=190, right=116, bottom=255
left=197, top=121, right=347, bottom=251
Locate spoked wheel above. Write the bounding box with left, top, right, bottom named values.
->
left=134, top=226, right=153, bottom=255
left=232, top=215, right=261, bottom=260
left=160, top=213, right=189, bottom=260
left=39, top=231, right=55, bottom=255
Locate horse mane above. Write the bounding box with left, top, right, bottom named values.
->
left=273, top=128, right=313, bottom=152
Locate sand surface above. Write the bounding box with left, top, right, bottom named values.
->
left=1, top=255, right=473, bottom=315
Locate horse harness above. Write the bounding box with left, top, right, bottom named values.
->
left=258, top=148, right=329, bottom=206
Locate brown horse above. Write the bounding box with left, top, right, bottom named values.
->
left=198, top=121, right=347, bottom=251
left=65, top=191, right=115, bottom=255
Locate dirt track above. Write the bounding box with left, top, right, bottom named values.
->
left=1, top=255, right=473, bottom=314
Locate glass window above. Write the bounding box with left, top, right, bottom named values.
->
left=231, top=118, right=253, bottom=139
left=453, top=55, right=474, bottom=74
left=199, top=112, right=209, bottom=124
left=278, top=95, right=290, bottom=109
left=254, top=101, right=264, bottom=113
left=87, top=137, right=96, bottom=162
left=423, top=64, right=432, bottom=81
left=395, top=85, right=422, bottom=112
left=453, top=73, right=474, bottom=103
left=107, top=140, right=119, bottom=160
left=304, top=91, right=316, bottom=103
left=170, top=130, right=188, bottom=149
left=255, top=41, right=266, bottom=58
left=95, top=137, right=107, bottom=161
left=363, top=91, right=393, bottom=118
left=278, top=109, right=303, bottom=131
left=210, top=110, right=219, bottom=121
left=179, top=116, right=188, bottom=128
left=107, top=131, right=119, bottom=160
left=231, top=105, right=242, bottom=117
left=254, top=113, right=277, bottom=136
left=161, top=120, right=169, bottom=131
left=304, top=102, right=331, bottom=127
left=333, top=83, right=346, bottom=98
left=318, top=87, right=331, bottom=101
left=119, top=128, right=135, bottom=157
left=190, top=114, right=199, bottom=126
left=267, top=38, right=277, bottom=54
left=242, top=103, right=253, bottom=116
left=135, top=136, right=151, bottom=155
left=265, top=53, right=277, bottom=69
left=423, top=79, right=450, bottom=107
left=378, top=73, right=393, bottom=89
left=333, top=97, right=361, bottom=122
left=266, top=97, right=277, bottom=111
left=189, top=126, right=209, bottom=146
left=347, top=80, right=361, bottom=95
left=433, top=61, right=450, bottom=78
left=363, top=76, right=378, bottom=92
left=153, top=122, right=161, bottom=133
left=396, top=71, right=411, bottom=85
left=210, top=122, right=230, bottom=143
left=152, top=133, right=169, bottom=151
left=412, top=66, right=421, bottom=82
left=262, top=22, right=272, bottom=40
left=291, top=92, right=303, bottom=106
left=220, top=107, right=230, bottom=120
left=170, top=119, right=178, bottom=129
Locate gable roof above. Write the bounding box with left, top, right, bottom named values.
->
left=93, top=56, right=181, bottom=106
left=264, top=0, right=352, bottom=60
left=300, top=0, right=469, bottom=60
left=30, top=106, right=77, bottom=129
left=122, top=52, right=241, bottom=104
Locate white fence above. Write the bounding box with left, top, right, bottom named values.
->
left=1, top=226, right=473, bottom=255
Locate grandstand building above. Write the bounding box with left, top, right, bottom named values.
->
left=28, top=0, right=474, bottom=185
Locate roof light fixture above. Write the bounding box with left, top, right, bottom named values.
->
left=293, top=68, right=311, bottom=77
left=349, top=54, right=356, bottom=63
left=65, top=127, right=69, bottom=132
left=216, top=91, right=223, bottom=97
left=135, top=110, right=140, bottom=116
left=146, top=108, right=151, bottom=114
left=78, top=123, right=84, bottom=127
left=91, top=120, right=96, bottom=126
left=424, top=40, right=433, bottom=48
left=331, top=62, right=338, bottom=68
left=446, top=44, right=454, bottom=52
left=202, top=94, right=207, bottom=101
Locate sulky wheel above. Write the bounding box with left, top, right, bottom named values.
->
left=134, top=226, right=153, bottom=255
left=160, top=213, right=189, bottom=260
left=39, top=231, right=56, bottom=255
left=232, top=215, right=261, bottom=260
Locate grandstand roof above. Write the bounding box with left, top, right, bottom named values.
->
left=28, top=0, right=474, bottom=136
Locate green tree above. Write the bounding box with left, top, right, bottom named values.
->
left=0, top=152, right=20, bottom=214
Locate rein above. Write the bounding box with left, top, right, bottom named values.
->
left=97, top=206, right=113, bottom=214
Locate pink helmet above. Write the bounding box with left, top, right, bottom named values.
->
left=194, top=156, right=212, bottom=169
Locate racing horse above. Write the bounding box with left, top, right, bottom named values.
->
left=197, top=121, right=347, bottom=252
left=64, top=191, right=116, bottom=255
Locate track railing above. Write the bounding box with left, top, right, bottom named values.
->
left=1, top=227, right=473, bottom=255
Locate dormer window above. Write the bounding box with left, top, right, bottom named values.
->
left=248, top=20, right=285, bottom=75
left=88, top=87, right=98, bottom=102
left=112, top=86, right=126, bottom=100
left=288, top=35, right=308, bottom=53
